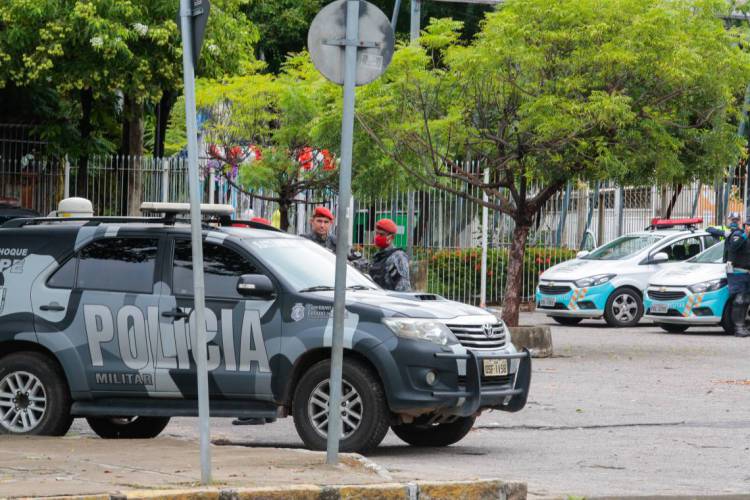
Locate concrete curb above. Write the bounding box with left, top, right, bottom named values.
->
left=39, top=479, right=527, bottom=500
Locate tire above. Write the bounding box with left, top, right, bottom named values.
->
left=292, top=358, right=389, bottom=454
left=391, top=416, right=476, bottom=447
left=0, top=352, right=72, bottom=436
left=552, top=316, right=583, bottom=326
left=658, top=323, right=689, bottom=333
left=604, top=288, right=643, bottom=327
left=86, top=416, right=170, bottom=439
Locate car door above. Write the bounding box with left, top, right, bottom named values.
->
left=155, top=236, right=280, bottom=400
left=33, top=235, right=162, bottom=396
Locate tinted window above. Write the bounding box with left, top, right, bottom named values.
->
left=47, top=257, right=77, bottom=289
left=661, top=236, right=701, bottom=262
left=77, top=238, right=158, bottom=293
left=173, top=240, right=261, bottom=298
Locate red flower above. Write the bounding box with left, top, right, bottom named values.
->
left=535, top=257, right=542, bottom=264
left=545, top=257, right=551, bottom=264
left=474, top=264, right=481, bottom=271
left=488, top=271, right=494, bottom=277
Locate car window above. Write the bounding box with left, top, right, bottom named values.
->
left=690, top=240, right=724, bottom=263
left=582, top=234, right=665, bottom=260
left=76, top=238, right=159, bottom=293
left=47, top=257, right=77, bottom=289
left=660, top=236, right=702, bottom=262
left=702, top=235, right=719, bottom=249
left=172, top=240, right=262, bottom=299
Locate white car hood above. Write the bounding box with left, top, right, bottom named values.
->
left=648, top=262, right=724, bottom=287
left=541, top=258, right=623, bottom=281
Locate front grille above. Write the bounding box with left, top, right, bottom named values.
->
left=539, top=284, right=571, bottom=295
left=647, top=290, right=686, bottom=301
left=447, top=322, right=508, bottom=350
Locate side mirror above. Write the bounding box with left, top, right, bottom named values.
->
left=652, top=252, right=669, bottom=264
left=576, top=251, right=589, bottom=259
left=237, top=274, right=275, bottom=298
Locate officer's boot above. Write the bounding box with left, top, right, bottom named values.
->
left=731, top=294, right=750, bottom=337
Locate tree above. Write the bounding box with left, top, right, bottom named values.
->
left=355, top=0, right=750, bottom=326
left=194, top=58, right=337, bottom=231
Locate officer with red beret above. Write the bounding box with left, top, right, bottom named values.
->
left=302, top=206, right=337, bottom=252
left=369, top=218, right=411, bottom=291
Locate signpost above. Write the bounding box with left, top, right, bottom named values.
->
left=178, top=0, right=212, bottom=485
left=308, top=0, right=394, bottom=465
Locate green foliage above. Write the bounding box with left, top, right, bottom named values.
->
left=425, top=247, right=578, bottom=302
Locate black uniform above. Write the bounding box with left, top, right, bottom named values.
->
left=369, top=246, right=411, bottom=291
left=725, top=227, right=750, bottom=337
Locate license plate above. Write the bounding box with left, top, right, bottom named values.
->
left=483, top=359, right=508, bottom=377
left=539, top=297, right=556, bottom=307
left=651, top=303, right=668, bottom=314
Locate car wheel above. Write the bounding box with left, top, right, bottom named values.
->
left=604, top=288, right=643, bottom=327
left=86, top=416, right=170, bottom=439
left=292, top=358, right=389, bottom=454
left=0, top=352, right=72, bottom=436
left=391, top=416, right=476, bottom=447
left=551, top=316, right=583, bottom=326
left=657, top=323, right=689, bottom=333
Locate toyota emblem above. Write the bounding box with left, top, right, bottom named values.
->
left=483, top=324, right=495, bottom=338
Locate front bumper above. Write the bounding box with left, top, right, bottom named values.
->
left=431, top=349, right=531, bottom=417
left=535, top=281, right=614, bottom=319
left=644, top=287, right=727, bottom=325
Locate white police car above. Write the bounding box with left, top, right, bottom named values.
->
left=535, top=218, right=715, bottom=327
left=643, top=241, right=734, bottom=333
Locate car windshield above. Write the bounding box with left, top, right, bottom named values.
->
left=245, top=237, right=378, bottom=291
left=689, top=241, right=724, bottom=263
left=582, top=234, right=665, bottom=261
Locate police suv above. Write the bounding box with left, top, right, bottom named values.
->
left=535, top=218, right=714, bottom=327
left=0, top=203, right=530, bottom=453
left=643, top=241, right=735, bottom=333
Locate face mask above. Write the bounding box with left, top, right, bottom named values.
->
left=730, top=222, right=739, bottom=229
left=374, top=234, right=390, bottom=249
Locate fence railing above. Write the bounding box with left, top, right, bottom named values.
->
left=1, top=154, right=746, bottom=305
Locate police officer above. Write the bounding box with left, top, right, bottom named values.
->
left=301, top=206, right=337, bottom=252
left=368, top=218, right=411, bottom=292
left=706, top=211, right=741, bottom=241
left=724, top=214, right=750, bottom=337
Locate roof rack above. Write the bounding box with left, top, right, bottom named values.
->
left=645, top=217, right=703, bottom=231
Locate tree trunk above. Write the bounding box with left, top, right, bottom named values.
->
left=665, top=184, right=683, bottom=219
left=76, top=87, right=94, bottom=196
left=501, top=222, right=530, bottom=327
left=154, top=91, right=175, bottom=158
left=279, top=200, right=290, bottom=232
left=121, top=95, right=145, bottom=216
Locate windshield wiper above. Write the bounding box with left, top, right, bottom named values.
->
left=299, top=285, right=335, bottom=293
left=347, top=285, right=373, bottom=290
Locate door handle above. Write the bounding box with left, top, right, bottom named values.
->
left=162, top=308, right=190, bottom=321
left=40, top=303, right=65, bottom=312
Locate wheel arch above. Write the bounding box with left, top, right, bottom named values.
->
left=0, top=341, right=73, bottom=398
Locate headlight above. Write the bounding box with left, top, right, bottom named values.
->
left=382, top=318, right=459, bottom=346
left=574, top=274, right=616, bottom=287
left=689, top=278, right=727, bottom=293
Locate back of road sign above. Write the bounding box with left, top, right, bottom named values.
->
left=307, top=0, right=395, bottom=86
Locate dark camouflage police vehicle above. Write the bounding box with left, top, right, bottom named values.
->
left=0, top=203, right=530, bottom=453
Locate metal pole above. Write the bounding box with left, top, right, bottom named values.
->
left=580, top=181, right=599, bottom=249
left=616, top=186, right=624, bottom=237
left=63, top=155, right=70, bottom=198
left=327, top=0, right=360, bottom=465
left=691, top=181, right=701, bottom=218
left=162, top=158, right=170, bottom=202
left=180, top=0, right=211, bottom=484
left=410, top=0, right=421, bottom=41
left=407, top=191, right=415, bottom=258
left=556, top=182, right=571, bottom=246
left=480, top=168, right=489, bottom=308
left=391, top=0, right=403, bottom=29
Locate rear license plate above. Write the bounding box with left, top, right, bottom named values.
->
left=651, top=303, right=668, bottom=314
left=539, top=297, right=556, bottom=307
left=483, top=359, right=508, bottom=377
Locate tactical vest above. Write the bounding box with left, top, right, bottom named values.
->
left=369, top=247, right=403, bottom=289
left=727, top=229, right=750, bottom=269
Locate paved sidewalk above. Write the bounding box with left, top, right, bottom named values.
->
left=0, top=436, right=384, bottom=498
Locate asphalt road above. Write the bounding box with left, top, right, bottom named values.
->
left=71, top=312, right=750, bottom=498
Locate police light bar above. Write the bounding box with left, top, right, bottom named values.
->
left=140, top=202, right=234, bottom=217
left=649, top=217, right=703, bottom=228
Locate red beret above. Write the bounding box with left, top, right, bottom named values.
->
left=250, top=217, right=271, bottom=225
left=312, top=206, right=334, bottom=221
left=375, top=218, right=398, bottom=234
